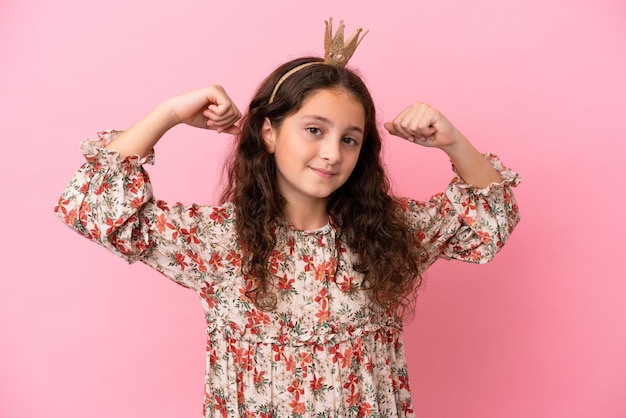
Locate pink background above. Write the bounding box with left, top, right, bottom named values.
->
left=1, top=0, right=625, bottom=417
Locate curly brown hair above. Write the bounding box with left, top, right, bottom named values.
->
left=220, top=57, right=424, bottom=315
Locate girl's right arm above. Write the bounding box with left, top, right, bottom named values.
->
left=54, top=86, right=241, bottom=289
left=105, top=85, right=241, bottom=158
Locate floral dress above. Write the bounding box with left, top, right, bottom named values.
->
left=54, top=131, right=521, bottom=418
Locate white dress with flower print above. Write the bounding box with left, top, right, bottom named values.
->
left=55, top=131, right=521, bottom=418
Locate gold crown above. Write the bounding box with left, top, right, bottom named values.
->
left=268, top=18, right=368, bottom=104
left=324, top=17, right=368, bottom=67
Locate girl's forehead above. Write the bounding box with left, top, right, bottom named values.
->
left=292, top=89, right=366, bottom=131
left=298, top=88, right=364, bottom=115
left=304, top=87, right=357, bottom=102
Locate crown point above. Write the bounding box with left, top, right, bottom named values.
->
left=323, top=17, right=367, bottom=67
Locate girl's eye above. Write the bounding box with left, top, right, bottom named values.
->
left=342, top=137, right=358, bottom=146
left=306, top=127, right=322, bottom=136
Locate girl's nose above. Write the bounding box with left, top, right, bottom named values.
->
left=320, top=138, right=342, bottom=163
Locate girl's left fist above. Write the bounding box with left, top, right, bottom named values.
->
left=384, top=102, right=462, bottom=149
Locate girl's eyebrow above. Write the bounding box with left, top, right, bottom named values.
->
left=301, top=115, right=364, bottom=134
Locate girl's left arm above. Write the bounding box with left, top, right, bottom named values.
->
left=385, top=102, right=521, bottom=266
left=384, top=102, right=502, bottom=188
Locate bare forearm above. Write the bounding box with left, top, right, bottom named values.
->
left=442, top=133, right=502, bottom=188
left=384, top=102, right=504, bottom=188
left=103, top=86, right=242, bottom=159
left=104, top=100, right=178, bottom=158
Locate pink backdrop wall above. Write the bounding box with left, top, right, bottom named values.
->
left=2, top=0, right=625, bottom=417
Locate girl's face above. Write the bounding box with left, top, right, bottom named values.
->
left=263, top=88, right=365, bottom=207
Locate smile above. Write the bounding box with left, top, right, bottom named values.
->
left=310, top=167, right=335, bottom=179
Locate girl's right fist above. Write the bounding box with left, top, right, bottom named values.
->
left=169, top=85, right=241, bottom=134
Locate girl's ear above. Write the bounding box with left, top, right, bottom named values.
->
left=261, top=118, right=276, bottom=154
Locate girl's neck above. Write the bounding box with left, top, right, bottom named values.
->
left=282, top=199, right=329, bottom=230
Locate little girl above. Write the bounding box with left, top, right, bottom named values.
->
left=54, top=29, right=520, bottom=418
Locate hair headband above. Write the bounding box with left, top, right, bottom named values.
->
left=268, top=18, right=369, bottom=104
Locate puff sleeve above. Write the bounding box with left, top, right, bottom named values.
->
left=399, top=153, right=521, bottom=271
left=53, top=131, right=234, bottom=290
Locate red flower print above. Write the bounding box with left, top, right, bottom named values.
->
left=272, top=344, right=285, bottom=362
left=210, top=207, right=230, bottom=224
left=156, top=200, right=170, bottom=212
left=187, top=204, right=199, bottom=218
left=130, top=196, right=144, bottom=209
left=175, top=252, right=188, bottom=270
left=330, top=344, right=343, bottom=364
left=353, top=338, right=364, bottom=362
left=341, top=347, right=354, bottom=369
left=358, top=402, right=373, bottom=417
left=285, top=354, right=296, bottom=373
left=213, top=394, right=227, bottom=418
left=310, top=375, right=324, bottom=392
left=460, top=200, right=476, bottom=215
left=343, top=372, right=359, bottom=391
left=302, top=255, right=314, bottom=272
left=180, top=227, right=200, bottom=244
left=155, top=213, right=175, bottom=234
left=277, top=274, right=294, bottom=291
left=415, top=228, right=426, bottom=243
left=79, top=201, right=91, bottom=214
left=314, top=288, right=328, bottom=305
left=469, top=249, right=483, bottom=262
left=402, top=401, right=414, bottom=414
left=54, top=197, right=70, bottom=214
left=89, top=223, right=100, bottom=240
left=94, top=176, right=111, bottom=196
left=63, top=208, right=78, bottom=226
left=209, top=252, right=223, bottom=270
left=132, top=233, right=148, bottom=253
left=314, top=288, right=330, bottom=323
left=327, top=258, right=338, bottom=282
left=314, top=263, right=326, bottom=282
left=135, top=172, right=145, bottom=186
left=346, top=391, right=362, bottom=407
left=299, top=351, right=312, bottom=366
left=209, top=349, right=218, bottom=366
left=286, top=237, right=295, bottom=255
left=287, top=379, right=304, bottom=397
left=268, top=249, right=284, bottom=274
left=476, top=230, right=491, bottom=244
left=246, top=309, right=271, bottom=327
left=127, top=176, right=143, bottom=193
left=226, top=251, right=242, bottom=268
left=233, top=347, right=252, bottom=369
left=238, top=276, right=259, bottom=302
left=289, top=400, right=305, bottom=414
left=201, top=282, right=218, bottom=309
left=253, top=368, right=266, bottom=386
left=338, top=275, right=355, bottom=292
left=104, top=217, right=124, bottom=235
left=187, top=250, right=207, bottom=272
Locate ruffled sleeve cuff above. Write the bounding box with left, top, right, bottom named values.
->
left=79, top=130, right=155, bottom=166
left=450, top=152, right=521, bottom=196
left=437, top=152, right=521, bottom=263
